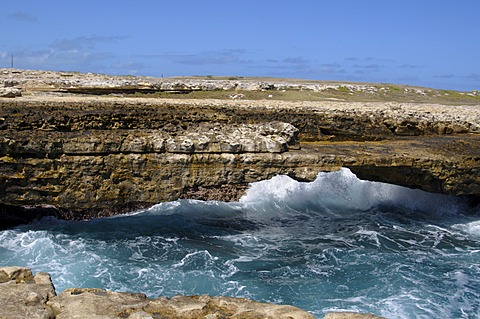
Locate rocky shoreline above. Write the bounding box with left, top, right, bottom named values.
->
left=0, top=266, right=385, bottom=319
left=1, top=69, right=479, bottom=226
left=1, top=69, right=479, bottom=318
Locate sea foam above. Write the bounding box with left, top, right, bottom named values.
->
left=241, top=168, right=470, bottom=215
left=1, top=168, right=480, bottom=319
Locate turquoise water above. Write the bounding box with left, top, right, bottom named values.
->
left=1, top=168, right=479, bottom=318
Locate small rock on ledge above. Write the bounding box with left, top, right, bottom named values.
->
left=0, top=87, right=22, bottom=98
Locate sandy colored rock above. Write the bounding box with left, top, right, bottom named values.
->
left=49, top=290, right=316, bottom=319
left=1, top=133, right=478, bottom=223
left=0, top=266, right=34, bottom=283
left=0, top=267, right=319, bottom=319
left=0, top=69, right=479, bottom=225
left=47, top=288, right=148, bottom=319
left=0, top=87, right=21, bottom=98
left=0, top=267, right=56, bottom=319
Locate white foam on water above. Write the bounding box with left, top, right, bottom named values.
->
left=1, top=168, right=480, bottom=318
left=240, top=168, right=470, bottom=216
left=453, top=220, right=480, bottom=238
left=173, top=250, right=219, bottom=269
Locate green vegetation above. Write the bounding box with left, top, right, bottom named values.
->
left=127, top=80, right=480, bottom=105
left=336, top=86, right=351, bottom=93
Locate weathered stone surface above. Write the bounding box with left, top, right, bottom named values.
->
left=1, top=75, right=22, bottom=98
left=0, top=95, right=478, bottom=141
left=2, top=68, right=480, bottom=105
left=1, top=134, right=478, bottom=223
left=47, top=288, right=149, bottom=319
left=49, top=290, right=316, bottom=319
left=0, top=69, right=479, bottom=226
left=0, top=267, right=56, bottom=319
left=162, top=122, right=298, bottom=154
left=0, top=267, right=321, bottom=319
left=0, top=87, right=22, bottom=98
left=0, top=122, right=298, bottom=156
left=0, top=266, right=34, bottom=283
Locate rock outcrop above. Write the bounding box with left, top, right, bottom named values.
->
left=0, top=267, right=56, bottom=319
left=49, top=290, right=315, bottom=319
left=0, top=87, right=22, bottom=98
left=0, top=69, right=479, bottom=226
left=0, top=267, right=384, bottom=319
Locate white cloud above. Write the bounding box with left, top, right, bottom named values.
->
left=350, top=63, right=384, bottom=72
left=6, top=11, right=38, bottom=22
left=465, top=73, right=480, bottom=81
left=282, top=57, right=310, bottom=65
left=163, top=49, right=250, bottom=66
left=50, top=35, right=126, bottom=51
left=13, top=46, right=113, bottom=71
left=434, top=74, right=455, bottom=79
left=110, top=62, right=147, bottom=75
left=317, top=63, right=344, bottom=74
left=8, top=35, right=128, bottom=72
left=345, top=57, right=395, bottom=63
left=398, top=64, right=423, bottom=69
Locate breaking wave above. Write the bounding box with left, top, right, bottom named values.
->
left=1, top=168, right=479, bottom=318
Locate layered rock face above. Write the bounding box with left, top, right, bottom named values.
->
left=0, top=69, right=479, bottom=226
left=0, top=267, right=386, bottom=319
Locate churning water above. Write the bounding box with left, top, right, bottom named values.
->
left=1, top=168, right=480, bottom=318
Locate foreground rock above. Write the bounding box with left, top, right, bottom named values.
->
left=0, top=267, right=383, bottom=319
left=50, top=290, right=315, bottom=319
left=0, top=267, right=56, bottom=319
left=0, top=70, right=479, bottom=226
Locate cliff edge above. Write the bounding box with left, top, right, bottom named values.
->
left=1, top=69, right=479, bottom=226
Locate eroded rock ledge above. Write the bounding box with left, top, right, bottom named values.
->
left=0, top=70, right=479, bottom=226
left=0, top=267, right=384, bottom=319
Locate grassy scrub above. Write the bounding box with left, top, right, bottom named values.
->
left=130, top=80, right=480, bottom=105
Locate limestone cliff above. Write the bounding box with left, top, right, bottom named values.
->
left=1, top=69, right=479, bottom=226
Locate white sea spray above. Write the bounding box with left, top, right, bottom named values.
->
left=1, top=168, right=479, bottom=319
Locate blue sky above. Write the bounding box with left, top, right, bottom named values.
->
left=1, top=1, right=479, bottom=91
